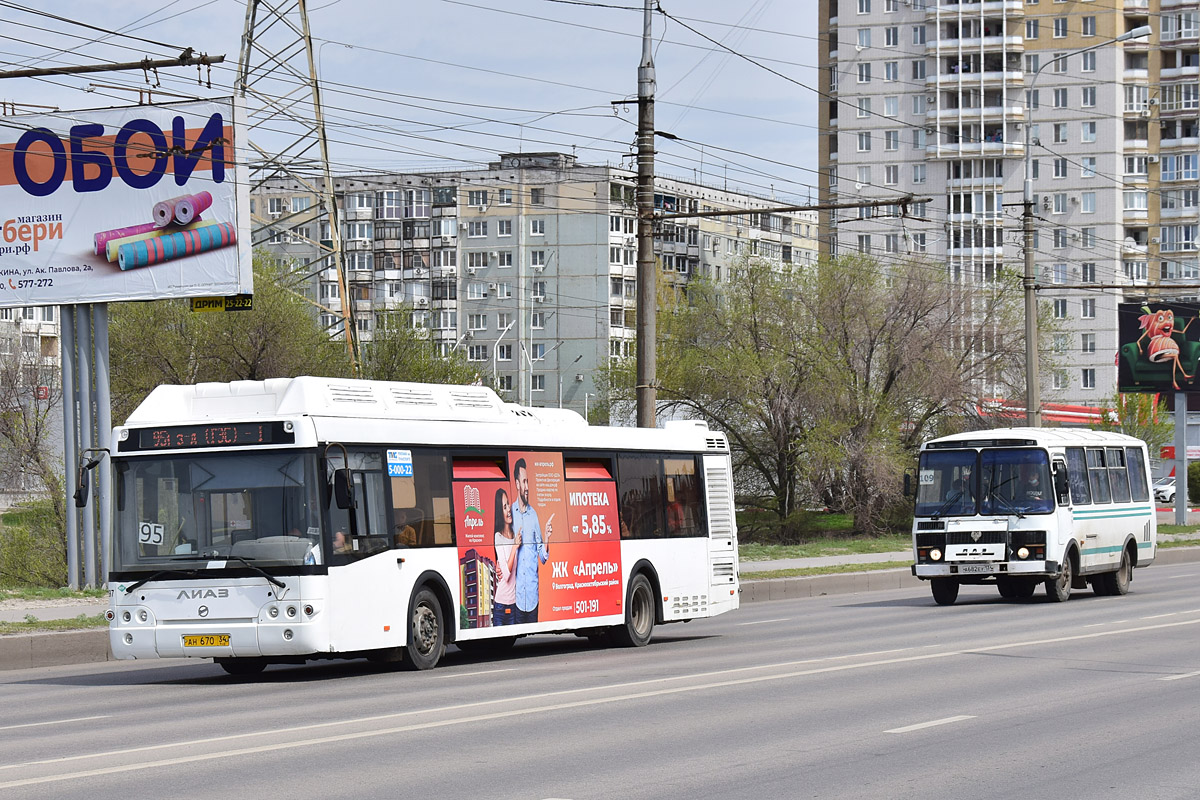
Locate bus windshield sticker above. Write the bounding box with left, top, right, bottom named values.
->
left=919, top=469, right=935, bottom=485
left=387, top=449, right=413, bottom=477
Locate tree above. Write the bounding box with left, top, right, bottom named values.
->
left=109, top=252, right=351, bottom=422
left=359, top=311, right=489, bottom=387
left=1095, top=392, right=1171, bottom=457
left=648, top=254, right=1028, bottom=535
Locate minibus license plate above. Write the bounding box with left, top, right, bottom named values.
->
left=183, top=634, right=230, bottom=647
left=958, top=564, right=993, bottom=574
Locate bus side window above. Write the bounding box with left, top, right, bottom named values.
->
left=1087, top=448, right=1112, bottom=504
left=1065, top=447, right=1091, bottom=505
left=1107, top=448, right=1131, bottom=504
left=664, top=457, right=705, bottom=537
left=617, top=454, right=664, bottom=539
left=1125, top=447, right=1150, bottom=503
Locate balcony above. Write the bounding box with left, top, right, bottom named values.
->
left=928, top=0, right=1023, bottom=18
left=929, top=35, right=1022, bottom=53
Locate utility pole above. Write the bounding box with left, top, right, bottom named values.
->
left=1022, top=197, right=1040, bottom=427
left=635, top=0, right=657, bottom=429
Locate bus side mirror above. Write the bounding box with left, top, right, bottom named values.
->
left=73, top=467, right=90, bottom=508
left=333, top=469, right=356, bottom=510
left=902, top=472, right=913, bottom=498
left=1052, top=463, right=1069, bottom=505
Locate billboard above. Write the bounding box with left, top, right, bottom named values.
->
left=0, top=98, right=251, bottom=308
left=1118, top=301, right=1200, bottom=393
left=455, top=451, right=622, bottom=629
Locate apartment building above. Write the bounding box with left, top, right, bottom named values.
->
left=253, top=153, right=818, bottom=416
left=818, top=0, right=1189, bottom=406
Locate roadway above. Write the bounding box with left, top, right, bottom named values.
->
left=1, top=562, right=1197, bottom=799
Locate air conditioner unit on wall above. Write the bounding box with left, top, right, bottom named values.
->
left=415, top=297, right=429, bottom=307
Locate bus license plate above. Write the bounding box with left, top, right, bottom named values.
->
left=183, top=634, right=230, bottom=647
left=957, top=564, right=994, bottom=574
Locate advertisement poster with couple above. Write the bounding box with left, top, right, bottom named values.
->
left=456, top=451, right=622, bottom=628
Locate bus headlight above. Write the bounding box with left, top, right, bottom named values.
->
left=930, top=548, right=942, bottom=562
left=1017, top=546, right=1030, bottom=560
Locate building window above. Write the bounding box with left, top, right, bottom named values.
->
left=1082, top=51, right=1095, bottom=71
left=912, top=232, right=926, bottom=252
left=912, top=94, right=926, bottom=114
left=498, top=188, right=513, bottom=205
left=1053, top=88, right=1068, bottom=108
left=467, top=345, right=488, bottom=362
left=530, top=250, right=546, bottom=268
left=1053, top=228, right=1068, bottom=247
left=467, top=190, right=488, bottom=207
left=911, top=60, right=926, bottom=80
left=1082, top=262, right=1096, bottom=282
left=498, top=251, right=513, bottom=267
left=1081, top=192, right=1095, bottom=213
left=1081, top=368, right=1096, bottom=389
left=857, top=63, right=871, bottom=83
left=913, top=163, right=926, bottom=183
left=497, top=312, right=513, bottom=329
left=467, top=282, right=488, bottom=300
left=885, top=26, right=898, bottom=46
left=467, top=313, right=487, bottom=331
left=1053, top=17, right=1067, bottom=37
left=858, top=28, right=871, bottom=48
left=884, top=61, right=898, bottom=81
left=496, top=344, right=513, bottom=361
left=1026, top=19, right=1039, bottom=38
left=530, top=219, right=545, bottom=236
left=1081, top=86, right=1096, bottom=107
left=912, top=128, right=925, bottom=149
left=857, top=234, right=871, bottom=253
left=1053, top=299, right=1068, bottom=318
left=884, top=130, right=899, bottom=150
left=858, top=0, right=870, bottom=12
left=531, top=311, right=545, bottom=329
left=1053, top=123, right=1067, bottom=143
left=467, top=251, right=487, bottom=269
left=467, top=220, right=487, bottom=237
left=1082, top=157, right=1096, bottom=178
left=1081, top=298, right=1096, bottom=318
left=884, top=96, right=898, bottom=116
left=884, top=164, right=899, bottom=185
left=497, top=219, right=512, bottom=236
left=1053, top=53, right=1067, bottom=73
left=1081, top=227, right=1095, bottom=248
left=498, top=375, right=514, bottom=392
left=530, top=187, right=545, bottom=205
left=857, top=132, right=872, bottom=152
left=1025, top=53, right=1040, bottom=72
left=1082, top=16, right=1095, bottom=36
left=912, top=25, right=926, bottom=45
left=1081, top=121, right=1096, bottom=142
left=1053, top=371, right=1069, bottom=390
left=857, top=97, right=871, bottom=118
left=1053, top=157, right=1067, bottom=178
left=1082, top=333, right=1096, bottom=353
left=531, top=375, right=545, bottom=392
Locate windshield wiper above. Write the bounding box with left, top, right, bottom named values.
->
left=984, top=483, right=1025, bottom=519
left=929, top=490, right=965, bottom=520
left=124, top=569, right=199, bottom=593
left=224, top=555, right=286, bottom=590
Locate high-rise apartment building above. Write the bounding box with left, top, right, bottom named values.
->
left=818, top=0, right=1185, bottom=407
left=253, top=153, right=818, bottom=416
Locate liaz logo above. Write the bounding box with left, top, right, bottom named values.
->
left=176, top=588, right=229, bottom=599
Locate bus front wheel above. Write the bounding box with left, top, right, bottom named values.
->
left=1046, top=555, right=1074, bottom=602
left=610, top=573, right=656, bottom=647
left=404, top=587, right=446, bottom=670
left=931, top=578, right=959, bottom=606
left=216, top=657, right=267, bottom=676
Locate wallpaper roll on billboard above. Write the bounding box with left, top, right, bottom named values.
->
left=93, top=222, right=160, bottom=256
left=152, top=195, right=182, bottom=228
left=103, top=219, right=215, bottom=262
left=117, top=221, right=237, bottom=270
left=174, top=191, right=213, bottom=225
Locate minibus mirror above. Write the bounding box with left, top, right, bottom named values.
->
left=902, top=472, right=913, bottom=498
left=1052, top=462, right=1069, bottom=505
left=333, top=469, right=355, bottom=510
left=73, top=467, right=89, bottom=508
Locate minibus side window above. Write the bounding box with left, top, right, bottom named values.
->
left=1065, top=447, right=1091, bottom=505
left=1087, top=448, right=1112, bottom=504
left=1125, top=447, right=1150, bottom=503
left=1107, top=448, right=1131, bottom=504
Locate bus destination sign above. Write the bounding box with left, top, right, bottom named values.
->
left=122, top=422, right=295, bottom=452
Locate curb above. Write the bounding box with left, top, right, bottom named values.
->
left=3, top=546, right=1198, bottom=672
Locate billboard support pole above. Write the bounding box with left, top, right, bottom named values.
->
left=61, top=306, right=79, bottom=590
left=94, top=303, right=113, bottom=582
left=1176, top=391, right=1188, bottom=526
left=76, top=305, right=98, bottom=588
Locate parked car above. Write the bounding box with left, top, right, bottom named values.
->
left=1154, top=477, right=1176, bottom=503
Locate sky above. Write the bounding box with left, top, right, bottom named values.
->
left=0, top=0, right=823, bottom=204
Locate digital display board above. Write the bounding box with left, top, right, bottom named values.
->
left=119, top=421, right=294, bottom=452
left=1118, top=302, right=1200, bottom=393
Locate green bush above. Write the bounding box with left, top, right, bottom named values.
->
left=1188, top=462, right=1200, bottom=506
left=0, top=499, right=67, bottom=588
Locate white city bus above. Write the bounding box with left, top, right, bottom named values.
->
left=106, top=377, right=739, bottom=673
left=910, top=428, right=1156, bottom=605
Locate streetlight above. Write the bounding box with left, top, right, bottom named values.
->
left=1022, top=24, right=1152, bottom=426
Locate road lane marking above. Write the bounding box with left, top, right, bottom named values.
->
left=737, top=618, right=792, bottom=626
left=885, top=715, right=975, bottom=734
left=0, top=716, right=108, bottom=732
left=1158, top=670, right=1200, bottom=682
left=4, top=615, right=1200, bottom=788
left=434, top=668, right=516, bottom=679
left=1141, top=613, right=1180, bottom=619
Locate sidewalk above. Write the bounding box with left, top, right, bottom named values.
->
left=0, top=596, right=108, bottom=624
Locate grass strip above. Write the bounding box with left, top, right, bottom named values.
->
left=740, top=561, right=912, bottom=580
left=0, top=588, right=107, bottom=601
left=0, top=614, right=108, bottom=636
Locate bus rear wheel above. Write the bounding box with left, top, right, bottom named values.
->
left=1095, top=550, right=1133, bottom=597
left=216, top=657, right=267, bottom=676
left=931, top=578, right=959, bottom=606
left=609, top=573, right=655, bottom=647
left=1046, top=555, right=1074, bottom=602
left=404, top=587, right=446, bottom=670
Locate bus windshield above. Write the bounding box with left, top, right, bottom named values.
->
left=915, top=448, right=1053, bottom=517
left=113, top=451, right=324, bottom=572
